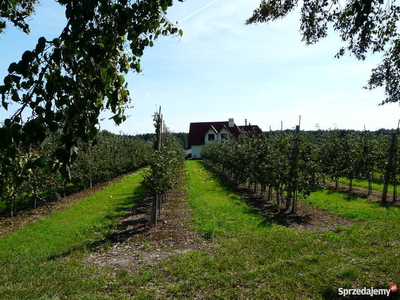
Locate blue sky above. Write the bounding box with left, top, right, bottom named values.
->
left=0, top=0, right=399, bottom=134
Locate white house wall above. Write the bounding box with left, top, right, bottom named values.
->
left=205, top=128, right=217, bottom=144
left=190, top=127, right=231, bottom=159
left=191, top=145, right=203, bottom=159
left=218, top=128, right=229, bottom=140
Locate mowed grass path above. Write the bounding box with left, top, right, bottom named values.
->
left=120, top=161, right=400, bottom=299
left=339, top=177, right=398, bottom=195
left=0, top=170, right=147, bottom=300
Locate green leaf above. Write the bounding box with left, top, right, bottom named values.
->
left=22, top=50, right=33, bottom=62
left=10, top=75, right=21, bottom=85
left=34, top=106, right=45, bottom=115
left=59, top=164, right=71, bottom=180
left=52, top=48, right=61, bottom=64
left=35, top=37, right=46, bottom=53
left=52, top=38, right=61, bottom=47
left=179, top=29, right=183, bottom=37
left=2, top=100, right=9, bottom=110
left=15, top=176, right=24, bottom=187
left=11, top=90, right=20, bottom=102
left=36, top=126, right=46, bottom=143
left=49, top=122, right=59, bottom=132
left=35, top=156, right=46, bottom=167
left=6, top=146, right=17, bottom=160
left=55, top=148, right=69, bottom=162
left=8, top=62, right=18, bottom=73
left=91, top=138, right=98, bottom=147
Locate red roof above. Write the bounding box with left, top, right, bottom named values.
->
left=188, top=121, right=262, bottom=146
left=238, top=125, right=263, bottom=136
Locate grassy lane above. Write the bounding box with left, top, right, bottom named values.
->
left=117, top=161, right=400, bottom=299
left=338, top=177, right=397, bottom=195
left=0, top=170, right=147, bottom=300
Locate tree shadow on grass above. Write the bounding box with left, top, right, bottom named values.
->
left=326, top=189, right=360, bottom=202
left=200, top=162, right=312, bottom=228
left=47, top=184, right=152, bottom=261
left=88, top=184, right=152, bottom=248
left=201, top=161, right=353, bottom=232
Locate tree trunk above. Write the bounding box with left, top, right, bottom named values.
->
left=10, top=200, right=14, bottom=217
left=368, top=177, right=372, bottom=195
left=276, top=190, right=280, bottom=206
left=285, top=191, right=292, bottom=212
left=267, top=186, right=272, bottom=201
left=291, top=190, right=297, bottom=213
left=382, top=131, right=397, bottom=205
left=150, top=194, right=158, bottom=226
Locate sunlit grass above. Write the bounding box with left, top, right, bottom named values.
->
left=338, top=177, right=397, bottom=194
left=304, top=189, right=400, bottom=222
left=2, top=161, right=399, bottom=299
left=0, top=170, right=147, bottom=300
left=110, top=161, right=400, bottom=299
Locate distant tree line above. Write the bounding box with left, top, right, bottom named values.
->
left=135, top=132, right=188, bottom=149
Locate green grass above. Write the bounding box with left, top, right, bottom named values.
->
left=184, top=162, right=272, bottom=238
left=338, top=177, right=398, bottom=195
left=304, top=189, right=400, bottom=222
left=2, top=161, right=400, bottom=299
left=108, top=161, right=400, bottom=299
left=0, top=170, right=147, bottom=300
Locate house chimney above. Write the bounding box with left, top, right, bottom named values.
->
left=228, top=118, right=234, bottom=128
left=245, top=119, right=247, bottom=126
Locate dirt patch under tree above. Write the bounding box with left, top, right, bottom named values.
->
left=84, top=173, right=210, bottom=272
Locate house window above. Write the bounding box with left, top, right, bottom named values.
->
left=221, top=133, right=227, bottom=140
left=208, top=134, right=215, bottom=141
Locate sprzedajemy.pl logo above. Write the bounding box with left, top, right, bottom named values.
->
left=338, top=284, right=398, bottom=297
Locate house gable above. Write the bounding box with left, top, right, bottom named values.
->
left=188, top=121, right=241, bottom=146
left=188, top=119, right=262, bottom=158
left=218, top=127, right=230, bottom=141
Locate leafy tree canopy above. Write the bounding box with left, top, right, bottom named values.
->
left=0, top=0, right=182, bottom=180
left=0, top=0, right=37, bottom=34
left=246, top=0, right=400, bottom=105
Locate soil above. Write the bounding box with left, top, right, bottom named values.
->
left=84, top=174, right=210, bottom=272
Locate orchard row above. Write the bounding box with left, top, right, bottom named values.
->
left=201, top=129, right=399, bottom=212
left=0, top=131, right=152, bottom=216
left=143, top=110, right=186, bottom=225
